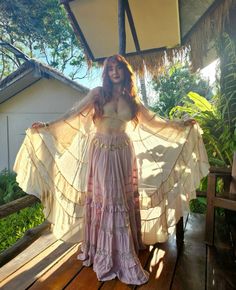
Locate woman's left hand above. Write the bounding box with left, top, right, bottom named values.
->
left=183, top=118, right=196, bottom=126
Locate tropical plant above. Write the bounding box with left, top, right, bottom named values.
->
left=170, top=91, right=235, bottom=167
left=151, top=62, right=212, bottom=117
left=217, top=33, right=236, bottom=136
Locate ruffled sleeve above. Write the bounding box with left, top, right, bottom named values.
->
left=126, top=104, right=209, bottom=244
left=13, top=112, right=96, bottom=242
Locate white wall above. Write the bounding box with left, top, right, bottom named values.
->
left=0, top=78, right=86, bottom=171
left=0, top=114, right=8, bottom=170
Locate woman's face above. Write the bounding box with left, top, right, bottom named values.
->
left=107, top=61, right=125, bottom=85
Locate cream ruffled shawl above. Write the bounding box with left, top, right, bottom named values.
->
left=14, top=109, right=209, bottom=244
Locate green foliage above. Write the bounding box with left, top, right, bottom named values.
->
left=190, top=197, right=224, bottom=216
left=190, top=197, right=207, bottom=214
left=189, top=176, right=225, bottom=214
left=190, top=176, right=208, bottom=214
left=170, top=91, right=235, bottom=167
left=0, top=170, right=45, bottom=252
left=0, top=0, right=84, bottom=79
left=0, top=169, right=26, bottom=205
left=151, top=63, right=212, bottom=117
left=217, top=33, right=236, bottom=135
left=0, top=203, right=45, bottom=252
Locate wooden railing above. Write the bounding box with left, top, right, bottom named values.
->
left=0, top=191, right=206, bottom=267
left=0, top=195, right=39, bottom=218
left=0, top=195, right=51, bottom=267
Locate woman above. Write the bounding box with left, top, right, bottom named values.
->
left=14, top=55, right=209, bottom=285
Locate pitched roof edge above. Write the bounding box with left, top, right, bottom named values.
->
left=0, top=59, right=89, bottom=95
left=31, top=60, right=89, bottom=93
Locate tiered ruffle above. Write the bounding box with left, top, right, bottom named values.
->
left=77, top=132, right=149, bottom=284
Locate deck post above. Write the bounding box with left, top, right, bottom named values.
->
left=205, top=173, right=216, bottom=245
left=176, top=216, right=184, bottom=252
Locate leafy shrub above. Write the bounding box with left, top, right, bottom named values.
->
left=0, top=169, right=26, bottom=205
left=170, top=91, right=235, bottom=167
left=151, top=63, right=212, bottom=117
left=0, top=203, right=45, bottom=252
left=0, top=170, right=45, bottom=252
left=190, top=197, right=207, bottom=214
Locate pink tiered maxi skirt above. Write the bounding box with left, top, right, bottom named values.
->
left=77, top=132, right=149, bottom=284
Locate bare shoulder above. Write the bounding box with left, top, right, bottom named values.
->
left=90, top=86, right=102, bottom=98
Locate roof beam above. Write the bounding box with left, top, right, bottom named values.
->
left=125, top=0, right=140, bottom=52
left=60, top=0, right=95, bottom=61
left=118, top=0, right=126, bottom=55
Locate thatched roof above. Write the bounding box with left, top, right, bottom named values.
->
left=61, top=0, right=234, bottom=74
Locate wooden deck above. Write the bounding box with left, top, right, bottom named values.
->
left=0, top=213, right=236, bottom=290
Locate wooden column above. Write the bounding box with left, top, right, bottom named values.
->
left=118, top=0, right=126, bottom=55
left=205, top=173, right=217, bottom=245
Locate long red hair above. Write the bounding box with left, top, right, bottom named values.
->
left=93, top=55, right=140, bottom=124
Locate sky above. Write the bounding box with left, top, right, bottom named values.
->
left=200, top=59, right=218, bottom=85
left=76, top=64, right=102, bottom=89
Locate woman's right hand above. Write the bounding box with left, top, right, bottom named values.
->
left=31, top=122, right=48, bottom=129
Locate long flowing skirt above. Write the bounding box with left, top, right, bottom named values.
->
left=77, top=132, right=149, bottom=285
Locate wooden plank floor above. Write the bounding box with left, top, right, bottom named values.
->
left=206, top=214, right=236, bottom=290
left=0, top=213, right=236, bottom=290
